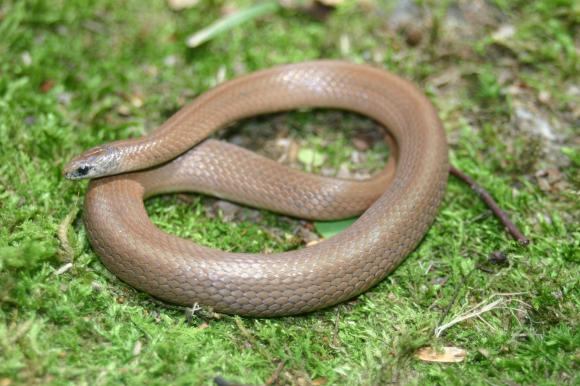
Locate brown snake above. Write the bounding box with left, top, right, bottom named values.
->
left=64, top=61, right=448, bottom=316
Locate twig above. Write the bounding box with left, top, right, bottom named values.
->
left=264, top=360, right=285, bottom=386
left=449, top=165, right=530, bottom=246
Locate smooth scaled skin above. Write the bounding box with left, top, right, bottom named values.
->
left=66, top=61, right=448, bottom=316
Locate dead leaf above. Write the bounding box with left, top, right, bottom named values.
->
left=318, top=0, right=343, bottom=5
left=166, top=0, right=199, bottom=11
left=415, top=346, right=467, bottom=363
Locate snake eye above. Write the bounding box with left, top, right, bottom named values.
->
left=76, top=165, right=91, bottom=176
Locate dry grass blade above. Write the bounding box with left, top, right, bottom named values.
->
left=57, top=206, right=79, bottom=261
left=435, top=297, right=505, bottom=337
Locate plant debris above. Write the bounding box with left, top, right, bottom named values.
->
left=415, top=346, right=467, bottom=363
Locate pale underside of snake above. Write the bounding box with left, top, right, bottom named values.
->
left=64, top=61, right=448, bottom=317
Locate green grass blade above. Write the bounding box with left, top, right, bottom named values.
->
left=186, top=1, right=281, bottom=48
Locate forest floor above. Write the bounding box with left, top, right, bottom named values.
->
left=0, top=0, right=578, bottom=385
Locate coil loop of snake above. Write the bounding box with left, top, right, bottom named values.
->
left=64, top=61, right=448, bottom=317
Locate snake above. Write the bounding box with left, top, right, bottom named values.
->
left=64, top=61, right=448, bottom=317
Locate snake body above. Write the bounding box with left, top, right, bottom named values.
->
left=65, top=61, right=448, bottom=316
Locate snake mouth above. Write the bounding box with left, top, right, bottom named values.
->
left=63, top=144, right=118, bottom=180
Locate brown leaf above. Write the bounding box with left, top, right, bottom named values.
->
left=415, top=346, right=467, bottom=363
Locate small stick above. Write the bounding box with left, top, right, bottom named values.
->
left=449, top=166, right=530, bottom=246
left=264, top=360, right=285, bottom=386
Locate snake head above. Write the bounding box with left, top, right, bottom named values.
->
left=63, top=145, right=120, bottom=180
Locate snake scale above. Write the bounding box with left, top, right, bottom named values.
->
left=64, top=61, right=448, bottom=316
